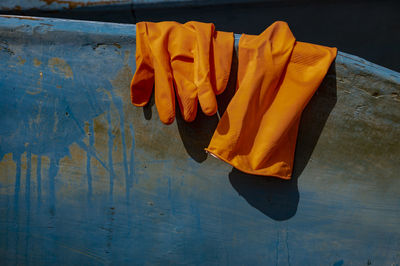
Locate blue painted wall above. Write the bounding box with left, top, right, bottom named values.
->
left=0, top=16, right=399, bottom=265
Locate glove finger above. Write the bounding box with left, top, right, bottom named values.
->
left=145, top=22, right=180, bottom=124
left=153, top=59, right=176, bottom=125
left=172, top=60, right=198, bottom=122
left=198, top=83, right=218, bottom=116
left=185, top=22, right=216, bottom=115
left=211, top=30, right=234, bottom=95
left=131, top=22, right=154, bottom=107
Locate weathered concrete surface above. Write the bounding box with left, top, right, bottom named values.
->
left=0, top=15, right=399, bottom=265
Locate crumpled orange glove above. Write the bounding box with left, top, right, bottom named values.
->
left=131, top=21, right=233, bottom=124
left=205, top=21, right=337, bottom=179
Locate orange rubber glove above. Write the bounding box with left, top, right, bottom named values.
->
left=131, top=21, right=233, bottom=124
left=205, top=21, right=337, bottom=179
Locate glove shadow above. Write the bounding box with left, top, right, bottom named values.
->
left=229, top=168, right=299, bottom=221
left=142, top=90, right=155, bottom=120
left=176, top=48, right=238, bottom=163
left=228, top=61, right=337, bottom=221
left=292, top=60, right=338, bottom=178
left=176, top=108, right=219, bottom=163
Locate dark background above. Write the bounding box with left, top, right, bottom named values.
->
left=2, top=0, right=400, bottom=72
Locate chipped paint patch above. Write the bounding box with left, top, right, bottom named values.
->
left=33, top=58, right=42, bottom=67
left=48, top=57, right=73, bottom=79
left=0, top=153, right=16, bottom=193
left=40, top=23, right=54, bottom=27
left=17, top=56, right=26, bottom=65
left=26, top=71, right=43, bottom=95
left=0, top=15, right=42, bottom=21
left=110, top=62, right=132, bottom=99
left=26, top=89, right=43, bottom=95
left=113, top=43, right=121, bottom=49
left=57, top=143, right=87, bottom=197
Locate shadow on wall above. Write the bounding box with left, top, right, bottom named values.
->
left=168, top=58, right=338, bottom=221
left=229, top=62, right=337, bottom=221
left=229, top=63, right=337, bottom=221
left=176, top=42, right=238, bottom=163
left=141, top=39, right=239, bottom=163
left=138, top=38, right=337, bottom=220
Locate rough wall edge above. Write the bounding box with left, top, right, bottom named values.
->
left=1, top=14, right=399, bottom=84
left=0, top=0, right=279, bottom=12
